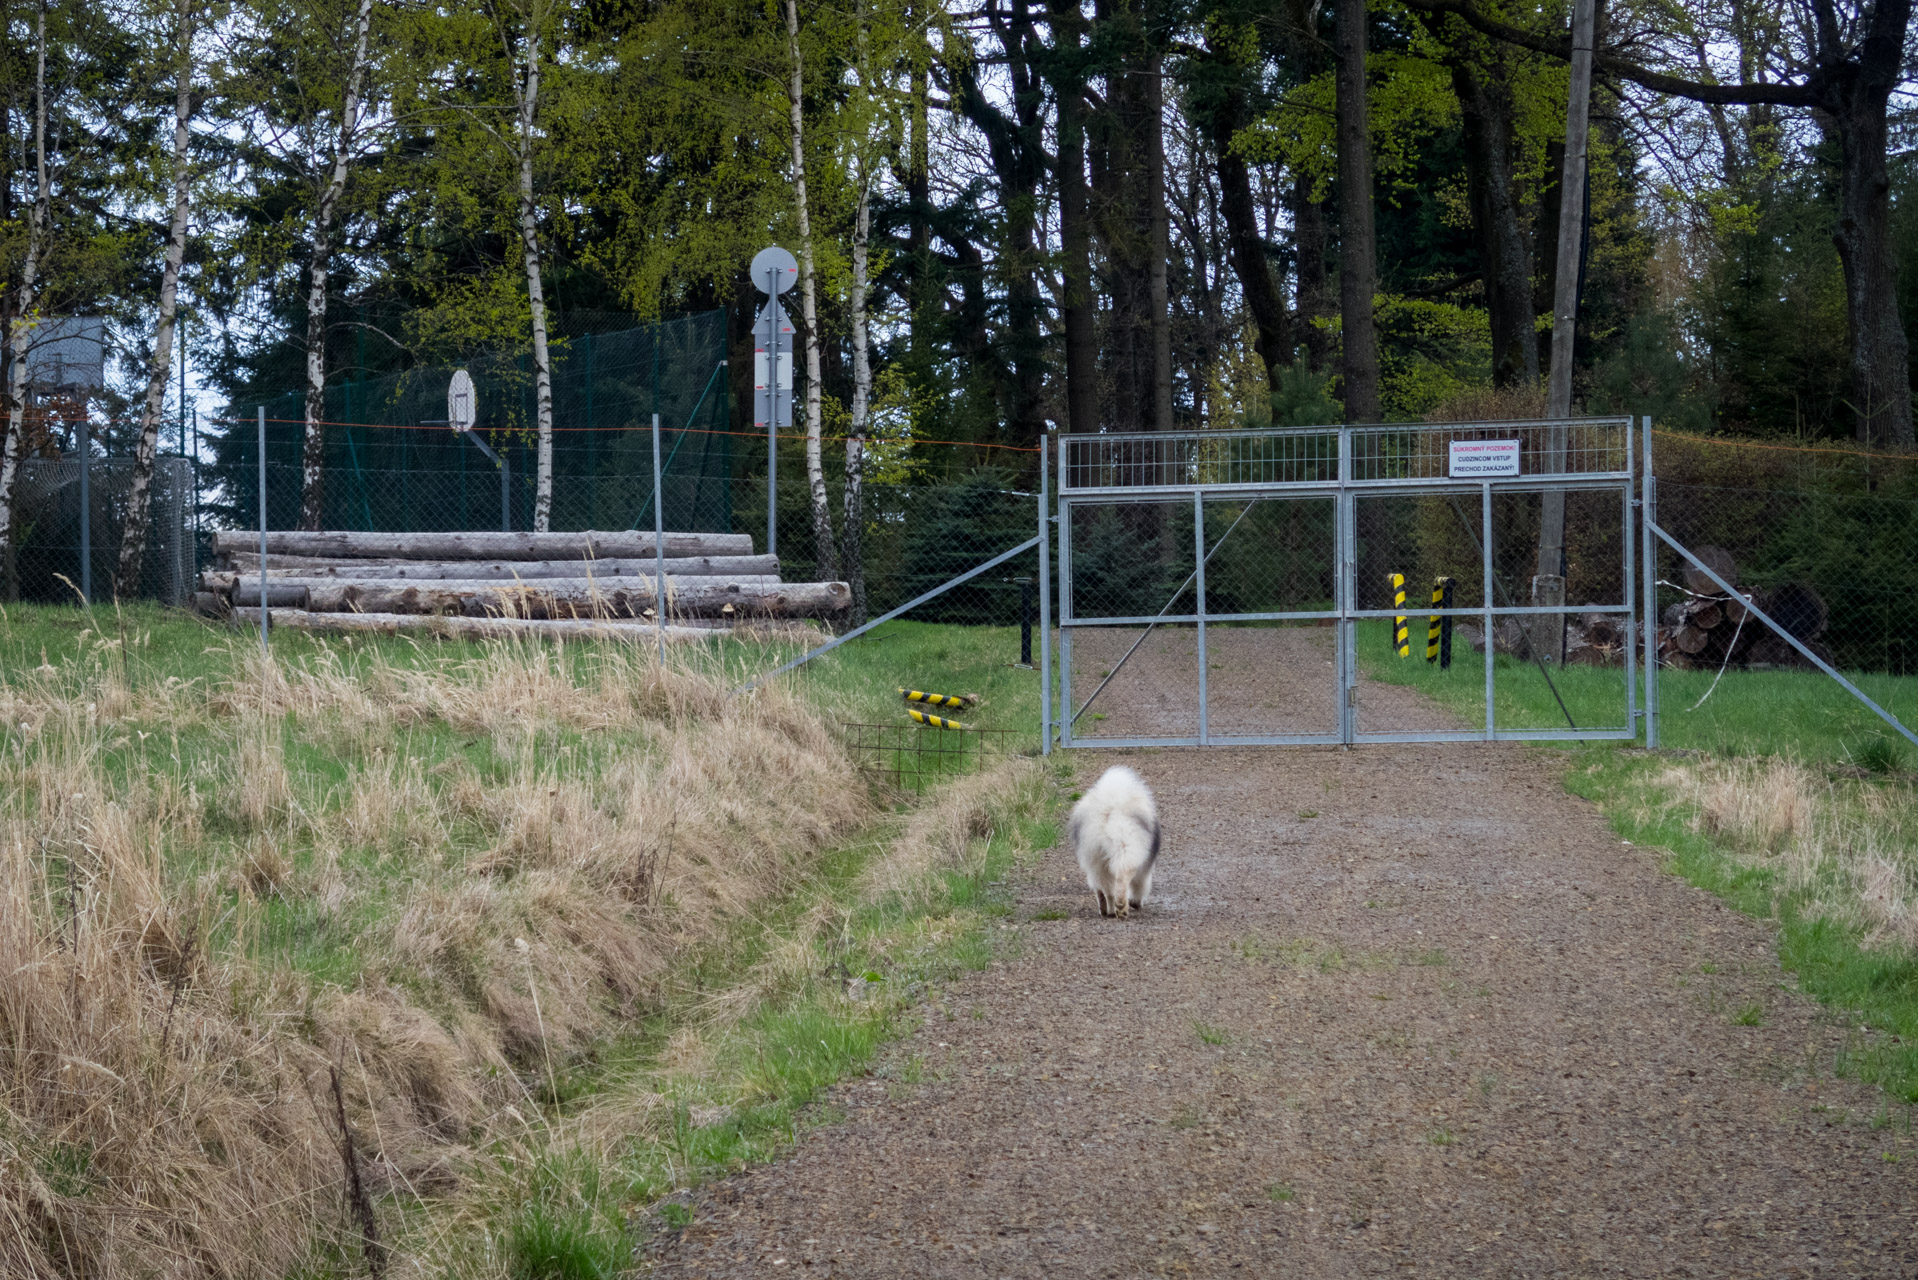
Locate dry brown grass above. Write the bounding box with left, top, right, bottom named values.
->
left=1665, top=757, right=1918, bottom=949
left=0, top=633, right=876, bottom=1278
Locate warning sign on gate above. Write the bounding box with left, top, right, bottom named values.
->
left=1448, top=438, right=1521, bottom=477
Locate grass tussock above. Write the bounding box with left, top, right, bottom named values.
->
left=0, top=629, right=878, bottom=1279
left=1668, top=757, right=1918, bottom=950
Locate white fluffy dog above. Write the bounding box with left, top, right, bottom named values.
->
left=1067, top=766, right=1161, bottom=918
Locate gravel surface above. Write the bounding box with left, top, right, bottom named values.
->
left=649, top=631, right=1918, bottom=1278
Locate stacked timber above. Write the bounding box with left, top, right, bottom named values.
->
left=1655, top=545, right=1829, bottom=670
left=193, top=530, right=849, bottom=638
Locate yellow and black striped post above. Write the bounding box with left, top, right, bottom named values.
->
left=1432, top=576, right=1455, bottom=669
left=907, top=707, right=966, bottom=730
left=1390, top=573, right=1410, bottom=657
left=900, top=688, right=974, bottom=708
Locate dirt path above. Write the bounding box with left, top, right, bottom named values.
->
left=649, top=631, right=1918, bottom=1278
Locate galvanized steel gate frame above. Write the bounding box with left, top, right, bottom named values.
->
left=1039, top=416, right=1651, bottom=750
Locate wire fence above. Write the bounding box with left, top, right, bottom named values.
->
left=1650, top=432, right=1918, bottom=677
left=11, top=455, right=193, bottom=604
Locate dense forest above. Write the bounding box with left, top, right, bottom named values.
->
left=3, top=0, right=1917, bottom=573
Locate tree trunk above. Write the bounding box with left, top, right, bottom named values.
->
left=1088, top=0, right=1166, bottom=432
left=844, top=14, right=873, bottom=627
left=210, top=529, right=754, bottom=559
left=117, top=0, right=192, bottom=599
left=1334, top=0, right=1380, bottom=421
left=215, top=553, right=779, bottom=579
left=1146, top=49, right=1173, bottom=430
left=1057, top=71, right=1099, bottom=434
left=298, top=0, right=376, bottom=530
left=1824, top=28, right=1915, bottom=448
left=1201, top=71, right=1290, bottom=384
left=0, top=0, right=49, bottom=601
left=787, top=0, right=837, bottom=580
left=228, top=575, right=849, bottom=619
left=1444, top=47, right=1537, bottom=387
left=515, top=9, right=555, bottom=532
left=1046, top=0, right=1097, bottom=432
left=1293, top=172, right=1330, bottom=370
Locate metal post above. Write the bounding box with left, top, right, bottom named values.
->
left=500, top=454, right=511, bottom=532
left=766, top=265, right=778, bottom=559
left=1482, top=481, right=1495, bottom=737
left=77, top=417, right=90, bottom=603
left=1642, top=415, right=1658, bottom=748
left=653, top=411, right=666, bottom=664
left=1193, top=489, right=1208, bottom=745
left=258, top=406, right=269, bottom=652
left=1039, top=434, right=1052, bottom=754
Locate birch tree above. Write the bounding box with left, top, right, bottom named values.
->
left=0, top=0, right=51, bottom=599
left=503, top=0, right=558, bottom=532
left=297, top=0, right=377, bottom=530
left=117, top=0, right=194, bottom=598
left=843, top=20, right=875, bottom=625
left=786, top=0, right=835, bottom=580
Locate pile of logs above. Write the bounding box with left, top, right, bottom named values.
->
left=193, top=530, right=849, bottom=639
left=1657, top=546, right=1830, bottom=670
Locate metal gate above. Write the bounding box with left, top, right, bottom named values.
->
left=1043, top=417, right=1642, bottom=747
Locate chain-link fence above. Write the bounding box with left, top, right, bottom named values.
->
left=11, top=455, right=193, bottom=604
left=1649, top=432, right=1918, bottom=676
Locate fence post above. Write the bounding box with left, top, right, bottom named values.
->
left=1642, top=415, right=1658, bottom=748
left=77, top=417, right=90, bottom=603
left=1039, top=433, right=1052, bottom=755
left=653, top=411, right=666, bottom=664
left=258, top=406, right=269, bottom=652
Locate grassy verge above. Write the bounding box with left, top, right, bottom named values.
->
left=424, top=760, right=1062, bottom=1276
left=0, top=602, right=1062, bottom=1279
left=1356, top=616, right=1918, bottom=1104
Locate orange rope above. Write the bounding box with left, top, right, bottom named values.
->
left=1652, top=428, right=1918, bottom=464
left=205, top=416, right=1042, bottom=453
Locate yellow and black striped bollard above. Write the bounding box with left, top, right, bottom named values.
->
left=907, top=708, right=966, bottom=731
left=900, top=688, right=971, bottom=708
left=1434, top=577, right=1455, bottom=668
left=1390, top=573, right=1410, bottom=657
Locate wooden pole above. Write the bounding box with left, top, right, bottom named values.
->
left=1534, top=0, right=1597, bottom=662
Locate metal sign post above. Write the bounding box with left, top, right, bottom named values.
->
left=751, top=246, right=797, bottom=559
left=442, top=369, right=509, bottom=532
left=257, top=406, right=269, bottom=652
left=77, top=417, right=90, bottom=603
left=652, top=411, right=666, bottom=663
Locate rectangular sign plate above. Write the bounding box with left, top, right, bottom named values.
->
left=1448, top=438, right=1521, bottom=477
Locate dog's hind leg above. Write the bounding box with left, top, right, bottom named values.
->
left=1130, top=869, right=1153, bottom=912
left=1110, top=871, right=1130, bottom=919
left=1095, top=888, right=1112, bottom=918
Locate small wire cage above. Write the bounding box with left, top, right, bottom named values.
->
left=841, top=721, right=1022, bottom=795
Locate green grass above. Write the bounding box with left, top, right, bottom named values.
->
left=1355, top=617, right=1918, bottom=766
left=779, top=619, right=1044, bottom=747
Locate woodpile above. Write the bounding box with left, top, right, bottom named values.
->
left=193, top=530, right=850, bottom=630
left=1453, top=545, right=1831, bottom=671
left=1655, top=545, right=1830, bottom=670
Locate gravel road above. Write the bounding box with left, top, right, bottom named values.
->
left=649, top=629, right=1918, bottom=1278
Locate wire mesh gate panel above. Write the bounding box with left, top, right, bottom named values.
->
left=1048, top=418, right=1640, bottom=747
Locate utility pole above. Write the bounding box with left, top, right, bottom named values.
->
left=1534, top=0, right=1597, bottom=663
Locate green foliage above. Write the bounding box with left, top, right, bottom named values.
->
left=1586, top=311, right=1715, bottom=435
left=898, top=470, right=1035, bottom=623
left=1266, top=358, right=1341, bottom=428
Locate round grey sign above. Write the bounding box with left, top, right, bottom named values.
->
left=750, top=246, right=799, bottom=294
